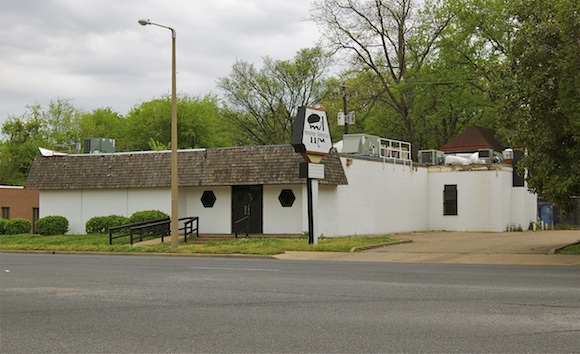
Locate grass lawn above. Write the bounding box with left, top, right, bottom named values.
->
left=558, top=242, right=580, bottom=255
left=0, top=234, right=397, bottom=255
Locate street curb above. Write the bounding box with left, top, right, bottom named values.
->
left=549, top=240, right=580, bottom=255
left=350, top=239, right=412, bottom=252
left=0, top=249, right=276, bottom=259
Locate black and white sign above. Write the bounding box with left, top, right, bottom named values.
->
left=291, top=106, right=332, bottom=156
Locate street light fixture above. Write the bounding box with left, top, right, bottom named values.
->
left=138, top=19, right=179, bottom=249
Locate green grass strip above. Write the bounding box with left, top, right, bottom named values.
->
left=0, top=234, right=396, bottom=255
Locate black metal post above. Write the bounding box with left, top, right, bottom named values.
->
left=341, top=82, right=348, bottom=135
left=307, top=177, right=314, bottom=244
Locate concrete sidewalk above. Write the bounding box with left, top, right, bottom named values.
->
left=274, top=230, right=580, bottom=266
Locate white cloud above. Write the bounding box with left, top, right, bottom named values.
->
left=0, top=0, right=320, bottom=124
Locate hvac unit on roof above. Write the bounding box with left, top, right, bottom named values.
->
left=83, top=138, right=116, bottom=154
left=341, top=134, right=381, bottom=156
left=418, top=150, right=445, bottom=165
left=503, top=148, right=513, bottom=160
left=478, top=148, right=494, bottom=159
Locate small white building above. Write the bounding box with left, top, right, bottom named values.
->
left=25, top=129, right=537, bottom=236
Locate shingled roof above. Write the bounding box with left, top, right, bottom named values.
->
left=439, top=126, right=504, bottom=153
left=25, top=145, right=348, bottom=190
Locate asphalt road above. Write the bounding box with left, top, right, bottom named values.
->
left=1, top=253, right=579, bottom=353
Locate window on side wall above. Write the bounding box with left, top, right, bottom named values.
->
left=32, top=208, right=40, bottom=234
left=443, top=185, right=457, bottom=216
left=1, top=207, right=9, bottom=219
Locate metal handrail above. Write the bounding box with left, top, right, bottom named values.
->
left=179, top=216, right=199, bottom=242
left=130, top=219, right=171, bottom=245
left=109, top=218, right=169, bottom=245
left=234, top=216, right=250, bottom=239
left=378, top=137, right=412, bottom=167
left=108, top=216, right=199, bottom=245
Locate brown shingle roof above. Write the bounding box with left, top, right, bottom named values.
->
left=25, top=145, right=348, bottom=190
left=439, top=126, right=504, bottom=153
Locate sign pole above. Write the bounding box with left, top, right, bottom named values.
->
left=341, top=82, right=348, bottom=135
left=291, top=106, right=332, bottom=245
left=306, top=177, right=314, bottom=244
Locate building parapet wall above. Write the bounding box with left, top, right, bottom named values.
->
left=427, top=164, right=513, bottom=173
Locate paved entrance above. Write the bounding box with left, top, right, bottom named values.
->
left=275, top=230, right=580, bottom=266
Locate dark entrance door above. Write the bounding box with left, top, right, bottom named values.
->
left=232, top=185, right=263, bottom=234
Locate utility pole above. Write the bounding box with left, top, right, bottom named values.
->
left=341, top=82, right=348, bottom=135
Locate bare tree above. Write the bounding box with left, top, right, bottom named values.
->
left=312, top=0, right=451, bottom=148
left=217, top=47, right=332, bottom=145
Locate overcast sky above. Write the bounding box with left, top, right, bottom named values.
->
left=0, top=0, right=321, bottom=126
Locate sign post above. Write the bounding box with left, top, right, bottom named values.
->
left=291, top=107, right=332, bottom=244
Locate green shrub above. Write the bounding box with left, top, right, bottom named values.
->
left=0, top=219, right=8, bottom=235
left=4, top=218, right=31, bottom=235
left=128, top=210, right=169, bottom=224
left=86, top=215, right=130, bottom=234
left=36, top=215, right=69, bottom=236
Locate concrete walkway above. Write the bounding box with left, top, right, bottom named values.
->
left=274, top=230, right=580, bottom=266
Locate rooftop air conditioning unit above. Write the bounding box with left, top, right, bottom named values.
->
left=503, top=149, right=513, bottom=160
left=478, top=148, right=494, bottom=160
left=341, top=134, right=381, bottom=156
left=418, top=150, right=445, bottom=165
left=83, top=138, right=116, bottom=154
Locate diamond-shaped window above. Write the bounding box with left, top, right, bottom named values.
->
left=278, top=189, right=296, bottom=207
left=201, top=191, right=216, bottom=208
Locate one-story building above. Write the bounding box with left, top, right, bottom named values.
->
left=0, top=186, right=40, bottom=232
left=25, top=130, right=537, bottom=236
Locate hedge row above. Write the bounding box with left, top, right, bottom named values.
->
left=86, top=215, right=130, bottom=234
left=86, top=210, right=169, bottom=234
left=0, top=218, right=31, bottom=235
left=0, top=210, right=168, bottom=236
left=0, top=216, right=69, bottom=236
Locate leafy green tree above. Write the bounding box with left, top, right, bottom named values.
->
left=79, top=107, right=126, bottom=149
left=0, top=98, right=87, bottom=185
left=498, top=0, right=580, bottom=211
left=124, top=94, right=230, bottom=151
left=44, top=98, right=83, bottom=145
left=0, top=112, right=48, bottom=185
left=217, top=47, right=332, bottom=145
left=450, top=0, right=580, bottom=210
left=409, top=20, right=498, bottom=149
left=441, top=0, right=517, bottom=140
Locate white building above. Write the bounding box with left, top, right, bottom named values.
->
left=25, top=130, right=537, bottom=236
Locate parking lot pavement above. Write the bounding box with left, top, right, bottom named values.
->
left=274, top=230, right=580, bottom=266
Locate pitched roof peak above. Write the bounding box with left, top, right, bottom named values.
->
left=440, top=126, right=503, bottom=153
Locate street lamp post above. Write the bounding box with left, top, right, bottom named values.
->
left=138, top=19, right=179, bottom=249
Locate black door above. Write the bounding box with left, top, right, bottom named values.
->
left=232, top=185, right=263, bottom=234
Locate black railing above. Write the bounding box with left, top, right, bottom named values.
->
left=109, top=218, right=169, bottom=245
left=108, top=216, right=199, bottom=245
left=180, top=216, right=199, bottom=242
left=234, top=216, right=250, bottom=239
left=129, top=219, right=171, bottom=245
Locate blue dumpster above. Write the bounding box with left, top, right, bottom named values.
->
left=538, top=202, right=554, bottom=228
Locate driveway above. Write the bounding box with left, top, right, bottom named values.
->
left=275, top=230, right=580, bottom=266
